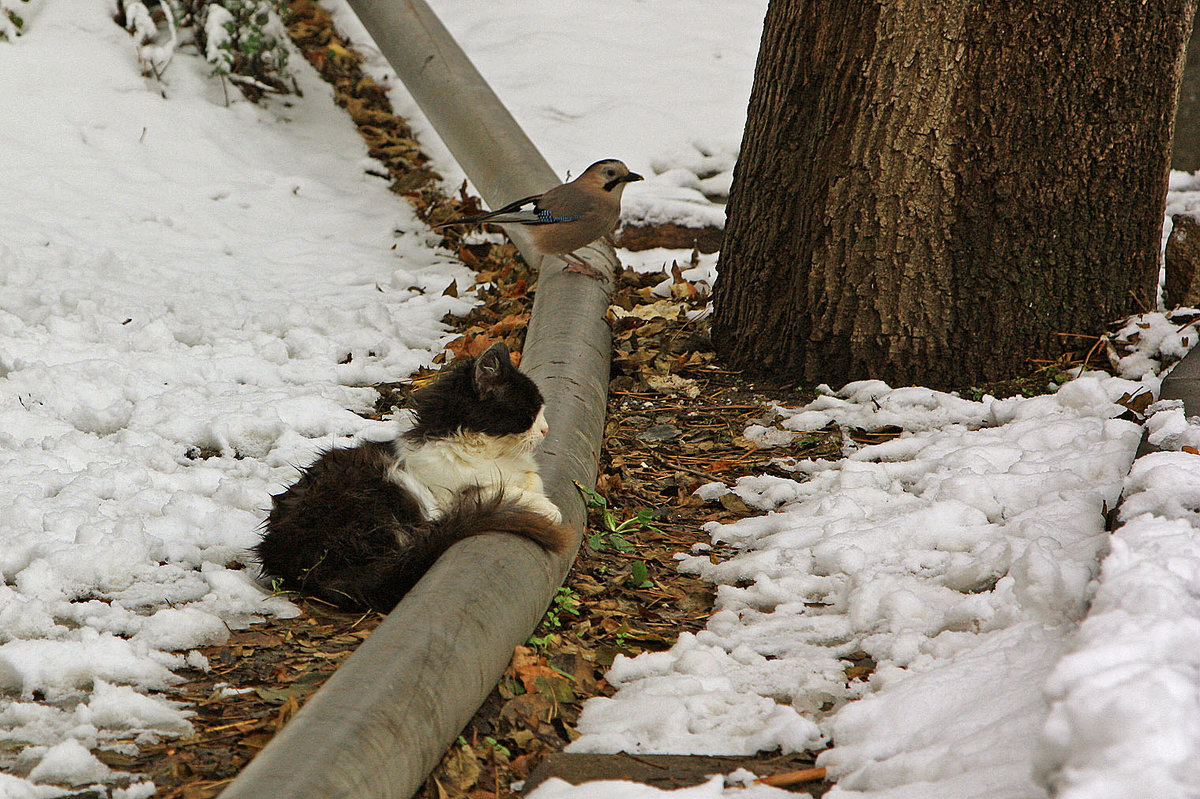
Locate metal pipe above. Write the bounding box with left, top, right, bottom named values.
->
left=350, top=0, right=556, bottom=204
left=220, top=1, right=613, bottom=797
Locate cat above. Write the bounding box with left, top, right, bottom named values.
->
left=255, top=342, right=569, bottom=612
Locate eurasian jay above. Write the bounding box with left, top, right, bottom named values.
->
left=435, top=159, right=643, bottom=280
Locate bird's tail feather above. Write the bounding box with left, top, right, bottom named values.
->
left=434, top=211, right=541, bottom=228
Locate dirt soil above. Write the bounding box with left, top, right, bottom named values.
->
left=106, top=5, right=1129, bottom=797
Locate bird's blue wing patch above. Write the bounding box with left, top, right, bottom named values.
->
left=535, top=209, right=583, bottom=224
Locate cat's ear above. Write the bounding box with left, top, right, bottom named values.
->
left=473, top=342, right=510, bottom=398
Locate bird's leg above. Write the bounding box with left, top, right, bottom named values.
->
left=559, top=250, right=609, bottom=281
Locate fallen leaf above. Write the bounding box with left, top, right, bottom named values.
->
left=499, top=692, right=562, bottom=740
left=489, top=312, right=530, bottom=336
left=718, top=493, right=754, bottom=514
left=508, top=646, right=563, bottom=694
left=638, top=424, right=682, bottom=443
left=254, top=686, right=309, bottom=705
left=609, top=300, right=687, bottom=321
left=501, top=278, right=528, bottom=299
left=437, top=744, right=482, bottom=797
left=274, top=694, right=301, bottom=730
left=445, top=333, right=500, bottom=361
left=1115, top=390, right=1154, bottom=416
left=646, top=374, right=701, bottom=398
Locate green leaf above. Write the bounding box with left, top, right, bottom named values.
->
left=628, top=560, right=652, bottom=588
left=608, top=534, right=635, bottom=553
left=573, top=480, right=607, bottom=508
left=602, top=509, right=618, bottom=531
left=482, top=736, right=511, bottom=759
left=634, top=508, right=662, bottom=528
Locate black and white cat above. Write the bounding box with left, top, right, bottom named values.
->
left=255, top=342, right=568, bottom=612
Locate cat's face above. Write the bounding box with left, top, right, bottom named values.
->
left=408, top=343, right=547, bottom=444
left=526, top=407, right=549, bottom=448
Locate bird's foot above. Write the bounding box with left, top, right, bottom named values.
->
left=561, top=257, right=609, bottom=281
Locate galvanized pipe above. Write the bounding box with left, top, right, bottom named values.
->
left=220, top=1, right=614, bottom=797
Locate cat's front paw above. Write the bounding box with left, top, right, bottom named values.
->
left=515, top=490, right=563, bottom=524
left=533, top=496, right=564, bottom=525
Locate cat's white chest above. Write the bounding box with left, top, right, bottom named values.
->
left=388, top=433, right=553, bottom=521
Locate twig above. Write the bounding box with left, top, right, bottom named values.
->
left=492, top=742, right=500, bottom=797
left=226, top=72, right=285, bottom=93
left=155, top=0, right=178, bottom=76
left=1081, top=334, right=1107, bottom=369
left=755, top=766, right=827, bottom=787
left=1128, top=289, right=1153, bottom=314
left=643, top=450, right=735, bottom=485
left=347, top=609, right=375, bottom=630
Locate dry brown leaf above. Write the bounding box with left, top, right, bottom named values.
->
left=718, top=493, right=754, bottom=514
left=438, top=744, right=483, bottom=797
left=501, top=278, right=529, bottom=299
left=274, top=694, right=301, bottom=730
left=456, top=246, right=485, bottom=269
left=509, top=646, right=562, bottom=695
left=444, top=333, right=500, bottom=361
left=499, top=692, right=559, bottom=731
left=646, top=374, right=701, bottom=398
left=489, top=312, right=530, bottom=336
left=609, top=299, right=687, bottom=321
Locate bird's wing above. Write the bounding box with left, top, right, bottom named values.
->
left=535, top=181, right=600, bottom=223
left=435, top=193, right=552, bottom=227
left=483, top=193, right=545, bottom=220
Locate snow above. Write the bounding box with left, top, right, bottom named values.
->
left=552, top=311, right=1200, bottom=798
left=1036, top=449, right=1200, bottom=798
left=329, top=0, right=766, bottom=229
left=0, top=0, right=469, bottom=791
left=26, top=739, right=113, bottom=788
left=568, top=374, right=1145, bottom=777
left=4, top=0, right=1200, bottom=796
left=530, top=774, right=800, bottom=799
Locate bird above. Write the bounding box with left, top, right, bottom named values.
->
left=434, top=159, right=643, bottom=280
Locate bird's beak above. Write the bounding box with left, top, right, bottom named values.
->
left=624, top=172, right=644, bottom=183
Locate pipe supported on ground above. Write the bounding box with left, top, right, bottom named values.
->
left=220, top=2, right=614, bottom=797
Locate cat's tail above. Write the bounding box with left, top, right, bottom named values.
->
left=437, top=487, right=572, bottom=554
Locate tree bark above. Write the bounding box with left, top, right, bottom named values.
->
left=713, top=0, right=1195, bottom=389
left=1173, top=7, right=1200, bottom=171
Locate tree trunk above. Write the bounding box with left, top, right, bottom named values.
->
left=1173, top=7, right=1200, bottom=171
left=713, top=0, right=1195, bottom=389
